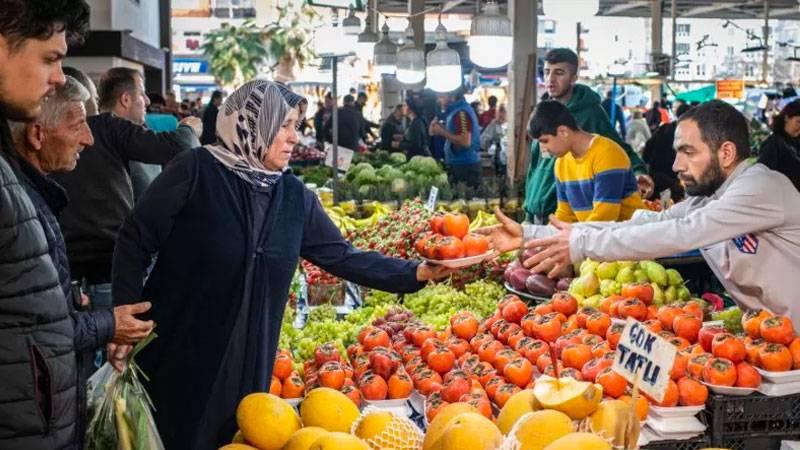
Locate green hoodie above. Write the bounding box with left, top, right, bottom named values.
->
left=523, top=84, right=647, bottom=221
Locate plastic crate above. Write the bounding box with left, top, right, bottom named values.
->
left=706, top=392, right=800, bottom=446
left=717, top=434, right=800, bottom=450
left=642, top=435, right=710, bottom=450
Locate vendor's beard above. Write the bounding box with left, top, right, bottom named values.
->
left=680, top=155, right=725, bottom=197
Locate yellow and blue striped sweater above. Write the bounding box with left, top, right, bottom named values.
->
left=554, top=135, right=644, bottom=222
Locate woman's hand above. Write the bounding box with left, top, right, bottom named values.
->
left=416, top=262, right=455, bottom=282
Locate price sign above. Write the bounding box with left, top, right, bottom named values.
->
left=324, top=143, right=354, bottom=172
left=426, top=186, right=439, bottom=211
left=612, top=318, right=677, bottom=403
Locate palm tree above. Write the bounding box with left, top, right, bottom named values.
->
left=202, top=20, right=269, bottom=89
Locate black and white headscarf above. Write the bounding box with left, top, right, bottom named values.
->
left=205, top=80, right=304, bottom=188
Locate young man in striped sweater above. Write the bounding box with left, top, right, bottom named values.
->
left=528, top=100, right=643, bottom=223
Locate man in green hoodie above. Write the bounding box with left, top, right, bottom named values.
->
left=524, top=48, right=653, bottom=222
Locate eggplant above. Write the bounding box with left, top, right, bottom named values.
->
left=556, top=277, right=573, bottom=292
left=525, top=274, right=557, bottom=297
left=518, top=246, right=540, bottom=264
left=508, top=268, right=532, bottom=291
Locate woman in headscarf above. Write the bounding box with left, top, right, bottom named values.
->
left=110, top=80, right=450, bottom=449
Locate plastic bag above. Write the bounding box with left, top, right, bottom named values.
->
left=84, top=334, right=164, bottom=450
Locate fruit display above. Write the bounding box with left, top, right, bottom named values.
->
left=347, top=199, right=432, bottom=258
left=503, top=252, right=573, bottom=298
left=324, top=202, right=392, bottom=234
left=415, top=212, right=491, bottom=261
left=291, top=142, right=326, bottom=162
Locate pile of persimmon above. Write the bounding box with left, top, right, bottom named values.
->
left=270, top=350, right=306, bottom=399
left=345, top=326, right=416, bottom=402
left=740, top=309, right=800, bottom=373
left=415, top=212, right=489, bottom=260
left=294, top=343, right=362, bottom=407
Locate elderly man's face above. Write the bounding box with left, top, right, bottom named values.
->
left=32, top=102, right=94, bottom=172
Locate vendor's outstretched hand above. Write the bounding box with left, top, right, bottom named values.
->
left=417, top=262, right=455, bottom=282
left=523, top=215, right=573, bottom=278
left=474, top=207, right=523, bottom=257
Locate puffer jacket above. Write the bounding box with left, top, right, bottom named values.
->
left=0, top=121, right=77, bottom=449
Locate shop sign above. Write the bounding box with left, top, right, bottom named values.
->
left=173, top=59, right=209, bottom=74
left=716, top=79, right=745, bottom=100
left=612, top=318, right=677, bottom=403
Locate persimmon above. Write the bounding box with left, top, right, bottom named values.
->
left=559, top=367, right=583, bottom=381
left=451, top=312, right=480, bottom=341
left=742, top=309, right=773, bottom=339
left=502, top=299, right=529, bottom=324
left=652, top=379, right=679, bottom=407
left=484, top=375, right=505, bottom=399
left=272, top=353, right=294, bottom=380
left=657, top=305, right=684, bottom=332
left=493, top=348, right=519, bottom=373
left=619, top=394, right=649, bottom=421
left=682, top=301, right=705, bottom=321
left=687, top=354, right=712, bottom=379
left=534, top=301, right=555, bottom=315
left=425, top=391, right=445, bottom=422
left=427, top=347, right=456, bottom=374
left=582, top=357, right=613, bottom=382
left=462, top=233, right=490, bottom=257
left=677, top=376, right=708, bottom=406
left=530, top=313, right=563, bottom=343
left=735, top=362, right=762, bottom=388
left=504, top=358, right=534, bottom=388
left=703, top=357, right=737, bottom=387
left=477, top=339, right=504, bottom=364
left=760, top=316, right=795, bottom=346
left=281, top=372, right=305, bottom=399
left=759, top=343, right=793, bottom=372
left=672, top=314, right=702, bottom=343
left=671, top=352, right=689, bottom=380
left=562, top=343, right=593, bottom=370
left=387, top=368, right=414, bottom=399
left=441, top=212, right=469, bottom=239
left=552, top=292, right=578, bottom=316
left=460, top=392, right=493, bottom=419
left=790, top=337, right=800, bottom=369
left=561, top=315, right=579, bottom=334
left=319, top=361, right=346, bottom=390
left=745, top=338, right=766, bottom=366
left=592, top=341, right=612, bottom=358
left=617, top=298, right=648, bottom=321
left=581, top=334, right=604, bottom=347
left=669, top=336, right=691, bottom=351
left=440, top=376, right=470, bottom=403
left=576, top=306, right=598, bottom=328
left=606, top=322, right=625, bottom=350
left=524, top=339, right=550, bottom=365
left=586, top=312, right=612, bottom=337
left=596, top=368, right=627, bottom=398
left=711, top=333, right=746, bottom=364
left=621, top=282, right=654, bottom=305
left=269, top=375, right=282, bottom=396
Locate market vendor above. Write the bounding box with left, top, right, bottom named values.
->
left=480, top=100, right=800, bottom=326
left=109, top=80, right=452, bottom=450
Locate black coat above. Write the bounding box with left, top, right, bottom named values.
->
left=0, top=123, right=77, bottom=449
left=18, top=157, right=115, bottom=449
left=758, top=132, right=800, bottom=192
left=112, top=148, right=424, bottom=449
left=200, top=103, right=219, bottom=145
left=52, top=113, right=198, bottom=284
left=324, top=105, right=364, bottom=150
left=399, top=115, right=431, bottom=158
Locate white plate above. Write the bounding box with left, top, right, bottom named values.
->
left=363, top=398, right=413, bottom=417
left=285, top=397, right=302, bottom=408
left=647, top=415, right=707, bottom=434
left=643, top=425, right=705, bottom=442
left=422, top=251, right=493, bottom=269
left=701, top=381, right=757, bottom=396
left=759, top=380, right=800, bottom=397
left=648, top=404, right=705, bottom=418
left=756, top=367, right=800, bottom=384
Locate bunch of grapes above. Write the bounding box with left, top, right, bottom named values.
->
left=712, top=306, right=744, bottom=334
left=308, top=304, right=336, bottom=323
left=363, top=290, right=399, bottom=307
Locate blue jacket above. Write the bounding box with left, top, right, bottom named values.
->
left=444, top=99, right=481, bottom=166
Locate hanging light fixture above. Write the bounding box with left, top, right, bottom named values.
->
left=373, top=21, right=398, bottom=75
left=426, top=20, right=462, bottom=92
left=356, top=7, right=379, bottom=60
left=341, top=6, right=362, bottom=35
left=468, top=1, right=512, bottom=69
left=396, top=20, right=426, bottom=84
left=542, top=0, right=599, bottom=22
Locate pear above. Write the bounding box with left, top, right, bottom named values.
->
left=594, top=262, right=619, bottom=281
left=666, top=268, right=684, bottom=287
left=615, top=266, right=635, bottom=284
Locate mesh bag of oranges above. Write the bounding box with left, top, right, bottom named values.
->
left=350, top=407, right=424, bottom=450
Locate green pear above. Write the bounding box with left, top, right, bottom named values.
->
left=666, top=269, right=684, bottom=287
left=677, top=286, right=691, bottom=301
left=643, top=261, right=668, bottom=286
left=651, top=282, right=665, bottom=306
left=634, top=270, right=649, bottom=283
left=586, top=294, right=604, bottom=308
left=595, top=261, right=620, bottom=280
left=617, top=261, right=636, bottom=269
left=600, top=279, right=621, bottom=297
left=616, top=266, right=635, bottom=284
left=580, top=260, right=600, bottom=277
left=664, top=285, right=678, bottom=303
left=576, top=272, right=600, bottom=297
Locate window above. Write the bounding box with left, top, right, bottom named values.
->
left=677, top=24, right=691, bottom=37
left=676, top=43, right=690, bottom=55
left=213, top=0, right=255, bottom=17
left=727, top=46, right=734, bottom=56
left=696, top=64, right=706, bottom=77
left=746, top=65, right=756, bottom=77
left=539, top=19, right=556, bottom=34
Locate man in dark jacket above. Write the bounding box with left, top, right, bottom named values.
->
left=601, top=89, right=627, bottom=139
left=52, top=67, right=201, bottom=318
left=380, top=104, right=405, bottom=150
left=10, top=76, right=155, bottom=449
left=0, top=1, right=89, bottom=448
left=201, top=90, right=223, bottom=145
left=324, top=94, right=363, bottom=150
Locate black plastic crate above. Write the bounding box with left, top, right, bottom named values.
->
left=706, top=392, right=800, bottom=446
left=718, top=434, right=800, bottom=450
left=642, top=435, right=710, bottom=450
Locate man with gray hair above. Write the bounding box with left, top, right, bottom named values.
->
left=9, top=76, right=155, bottom=448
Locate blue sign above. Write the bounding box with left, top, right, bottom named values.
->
left=173, top=59, right=209, bottom=74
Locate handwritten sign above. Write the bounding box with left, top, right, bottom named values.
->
left=612, top=318, right=677, bottom=403
left=426, top=186, right=439, bottom=211
left=323, top=143, right=354, bottom=172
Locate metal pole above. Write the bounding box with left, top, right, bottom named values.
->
left=576, top=22, right=582, bottom=66
left=610, top=77, right=617, bottom=129
left=763, top=0, right=770, bottom=84
left=671, top=0, right=677, bottom=79
left=331, top=55, right=339, bottom=202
